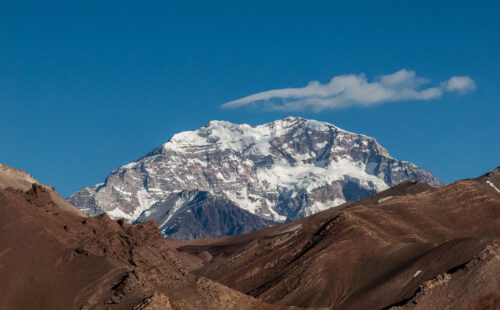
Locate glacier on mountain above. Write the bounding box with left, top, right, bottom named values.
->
left=68, top=116, right=443, bottom=235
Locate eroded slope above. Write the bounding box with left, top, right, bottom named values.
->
left=176, top=170, right=500, bottom=309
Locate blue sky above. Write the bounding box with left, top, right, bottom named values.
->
left=0, top=1, right=498, bottom=196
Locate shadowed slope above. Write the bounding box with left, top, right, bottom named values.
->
left=0, top=177, right=300, bottom=309
left=1, top=163, right=498, bottom=309
left=175, top=169, right=500, bottom=309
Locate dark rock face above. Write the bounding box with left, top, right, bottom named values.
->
left=69, top=117, right=443, bottom=239
left=136, top=190, right=278, bottom=240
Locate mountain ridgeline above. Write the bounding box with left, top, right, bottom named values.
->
left=69, top=117, right=442, bottom=239
left=1, top=163, right=499, bottom=309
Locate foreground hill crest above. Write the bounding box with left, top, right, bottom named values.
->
left=69, top=117, right=442, bottom=239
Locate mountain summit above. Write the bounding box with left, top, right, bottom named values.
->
left=69, top=117, right=442, bottom=239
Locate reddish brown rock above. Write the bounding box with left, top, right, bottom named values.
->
left=0, top=166, right=293, bottom=310
left=1, top=163, right=499, bottom=310
left=175, top=169, right=500, bottom=310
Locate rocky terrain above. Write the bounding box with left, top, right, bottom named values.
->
left=1, top=163, right=499, bottom=309
left=174, top=167, right=500, bottom=310
left=0, top=163, right=86, bottom=217
left=0, top=164, right=294, bottom=310
left=136, top=190, right=279, bottom=240
left=69, top=117, right=442, bottom=239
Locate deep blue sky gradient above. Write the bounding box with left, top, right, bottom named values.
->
left=0, top=1, right=498, bottom=196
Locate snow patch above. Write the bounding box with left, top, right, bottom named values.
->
left=365, top=162, right=379, bottom=175
left=273, top=223, right=302, bottom=235
left=122, top=162, right=138, bottom=169
left=107, top=208, right=133, bottom=221
left=159, top=196, right=188, bottom=229
left=378, top=196, right=393, bottom=203
left=304, top=198, right=346, bottom=216
left=486, top=180, right=500, bottom=193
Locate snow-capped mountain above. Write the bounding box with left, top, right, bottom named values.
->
left=68, top=116, right=442, bottom=238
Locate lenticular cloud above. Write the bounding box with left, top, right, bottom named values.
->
left=221, top=69, right=475, bottom=111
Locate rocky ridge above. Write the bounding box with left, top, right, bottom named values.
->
left=0, top=164, right=294, bottom=310
left=174, top=167, right=500, bottom=309
left=1, top=163, right=498, bottom=309
left=0, top=163, right=86, bottom=217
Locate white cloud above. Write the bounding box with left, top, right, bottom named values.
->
left=444, top=76, right=476, bottom=94
left=221, top=69, right=475, bottom=111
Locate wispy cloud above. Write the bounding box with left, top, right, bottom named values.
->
left=221, top=69, right=476, bottom=111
